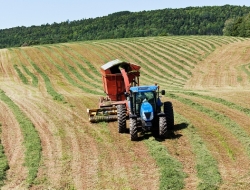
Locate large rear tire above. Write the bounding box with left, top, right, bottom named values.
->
left=130, top=118, right=138, bottom=141
left=159, top=116, right=167, bottom=137
left=117, top=104, right=127, bottom=133
left=164, top=101, right=174, bottom=130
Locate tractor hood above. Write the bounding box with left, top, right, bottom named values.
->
left=140, top=101, right=154, bottom=121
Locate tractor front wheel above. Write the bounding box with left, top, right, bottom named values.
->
left=117, top=104, right=127, bottom=133
left=130, top=118, right=138, bottom=141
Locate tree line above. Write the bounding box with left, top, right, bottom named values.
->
left=223, top=12, right=250, bottom=37
left=1, top=5, right=250, bottom=49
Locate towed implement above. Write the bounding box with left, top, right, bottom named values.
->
left=87, top=59, right=174, bottom=140
left=87, top=106, right=118, bottom=122
left=87, top=59, right=140, bottom=122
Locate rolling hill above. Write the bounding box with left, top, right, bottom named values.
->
left=1, top=36, right=250, bottom=189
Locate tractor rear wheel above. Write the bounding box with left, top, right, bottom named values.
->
left=164, top=101, right=174, bottom=130
left=117, top=104, right=127, bottom=133
left=130, top=118, right=138, bottom=141
left=159, top=116, right=167, bottom=137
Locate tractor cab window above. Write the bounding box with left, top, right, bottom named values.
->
left=144, top=92, right=156, bottom=110
left=136, top=92, right=146, bottom=103
left=134, top=91, right=156, bottom=114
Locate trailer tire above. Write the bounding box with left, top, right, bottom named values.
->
left=164, top=101, right=174, bottom=130
left=130, top=118, right=138, bottom=141
left=117, top=104, right=127, bottom=133
left=159, top=116, right=167, bottom=137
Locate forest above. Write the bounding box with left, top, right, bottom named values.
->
left=1, top=5, right=250, bottom=49
left=223, top=12, right=250, bottom=37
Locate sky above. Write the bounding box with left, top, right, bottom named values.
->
left=1, top=0, right=250, bottom=30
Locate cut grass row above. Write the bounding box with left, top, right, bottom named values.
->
left=156, top=37, right=205, bottom=60
left=31, top=62, right=64, bottom=101
left=205, top=36, right=236, bottom=46
left=54, top=45, right=102, bottom=88
left=158, top=36, right=231, bottom=61
left=99, top=39, right=181, bottom=82
left=97, top=44, right=180, bottom=87
left=212, top=36, right=235, bottom=44
left=167, top=93, right=250, bottom=158
left=176, top=91, right=250, bottom=117
left=136, top=37, right=199, bottom=62
left=42, top=46, right=102, bottom=92
left=81, top=43, right=112, bottom=63
left=13, top=64, right=29, bottom=85
left=196, top=38, right=216, bottom=50
left=124, top=35, right=221, bottom=54
left=142, top=39, right=198, bottom=67
left=85, top=41, right=180, bottom=87
left=130, top=36, right=202, bottom=67
left=144, top=137, right=186, bottom=190
left=0, top=122, right=9, bottom=187
left=95, top=41, right=185, bottom=87
left=91, top=41, right=184, bottom=88
left=9, top=49, right=38, bottom=87
left=134, top=41, right=193, bottom=76
left=179, top=36, right=215, bottom=52
left=37, top=46, right=103, bottom=95
left=168, top=36, right=211, bottom=54
left=174, top=113, right=222, bottom=189
left=241, top=63, right=250, bottom=81
left=0, top=89, right=41, bottom=186
left=114, top=41, right=189, bottom=80
left=60, top=44, right=100, bottom=77
left=9, top=37, right=246, bottom=93
left=89, top=116, right=186, bottom=189
left=21, top=64, right=38, bottom=87
left=18, top=49, right=64, bottom=101
left=84, top=36, right=248, bottom=86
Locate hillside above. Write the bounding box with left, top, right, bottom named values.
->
left=1, top=5, right=250, bottom=49
left=1, top=36, right=250, bottom=189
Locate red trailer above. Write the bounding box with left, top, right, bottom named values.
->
left=87, top=59, right=141, bottom=122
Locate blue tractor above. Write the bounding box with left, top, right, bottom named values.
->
left=117, top=85, right=174, bottom=141
left=87, top=60, right=174, bottom=141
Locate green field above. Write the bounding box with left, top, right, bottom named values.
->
left=1, top=36, right=250, bottom=189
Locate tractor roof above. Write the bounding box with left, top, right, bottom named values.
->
left=130, top=85, right=158, bottom=93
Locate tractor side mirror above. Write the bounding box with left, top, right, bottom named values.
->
left=161, top=90, right=165, bottom=95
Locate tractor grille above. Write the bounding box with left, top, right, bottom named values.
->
left=144, top=112, right=151, bottom=119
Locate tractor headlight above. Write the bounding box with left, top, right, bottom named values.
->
left=142, top=112, right=154, bottom=121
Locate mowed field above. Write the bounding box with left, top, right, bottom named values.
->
left=1, top=36, right=250, bottom=190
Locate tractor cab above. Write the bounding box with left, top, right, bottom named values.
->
left=129, top=85, right=164, bottom=119
left=128, top=85, right=168, bottom=140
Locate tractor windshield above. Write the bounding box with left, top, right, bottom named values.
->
left=134, top=91, right=156, bottom=114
